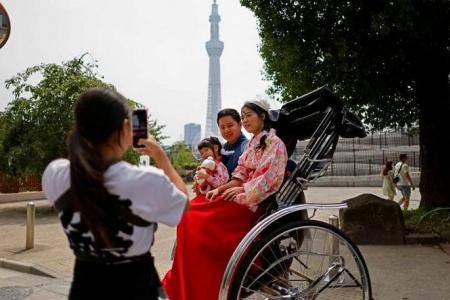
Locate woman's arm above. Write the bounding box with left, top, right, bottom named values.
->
left=137, top=137, right=189, bottom=211
left=205, top=178, right=242, bottom=200
left=206, top=149, right=249, bottom=200
left=154, top=152, right=189, bottom=197
left=234, top=136, right=288, bottom=209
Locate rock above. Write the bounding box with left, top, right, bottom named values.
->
left=339, top=193, right=405, bottom=244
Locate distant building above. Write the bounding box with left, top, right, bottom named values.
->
left=184, top=123, right=201, bottom=148
left=205, top=0, right=223, bottom=137
left=161, top=145, right=172, bottom=153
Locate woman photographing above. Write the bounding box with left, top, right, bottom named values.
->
left=42, top=88, right=189, bottom=300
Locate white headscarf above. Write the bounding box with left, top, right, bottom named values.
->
left=244, top=99, right=271, bottom=112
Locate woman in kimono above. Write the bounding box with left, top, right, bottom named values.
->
left=162, top=99, right=288, bottom=300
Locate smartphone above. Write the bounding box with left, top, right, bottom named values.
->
left=132, top=108, right=148, bottom=148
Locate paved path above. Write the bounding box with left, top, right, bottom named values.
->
left=2, top=187, right=449, bottom=299
left=0, top=267, right=68, bottom=300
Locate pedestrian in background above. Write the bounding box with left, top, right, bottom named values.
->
left=381, top=160, right=396, bottom=201
left=395, top=153, right=415, bottom=210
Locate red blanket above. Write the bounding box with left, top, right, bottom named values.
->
left=162, top=194, right=261, bottom=300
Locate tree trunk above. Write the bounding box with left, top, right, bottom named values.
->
left=417, top=52, right=450, bottom=209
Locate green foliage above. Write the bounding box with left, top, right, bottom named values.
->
left=0, top=54, right=167, bottom=176
left=0, top=55, right=107, bottom=176
left=242, top=0, right=450, bottom=208
left=169, top=142, right=198, bottom=174
left=241, top=0, right=449, bottom=130
left=404, top=208, right=450, bottom=236
left=128, top=99, right=168, bottom=142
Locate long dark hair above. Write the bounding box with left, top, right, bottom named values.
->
left=241, top=102, right=271, bottom=152
left=67, top=88, right=130, bottom=249
left=383, top=160, right=393, bottom=176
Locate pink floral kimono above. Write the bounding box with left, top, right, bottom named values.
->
left=194, top=159, right=229, bottom=195
left=207, top=159, right=229, bottom=188
left=232, top=129, right=289, bottom=210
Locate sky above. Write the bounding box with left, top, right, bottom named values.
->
left=0, top=0, right=279, bottom=144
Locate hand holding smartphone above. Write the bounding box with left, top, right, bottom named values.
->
left=132, top=108, right=148, bottom=148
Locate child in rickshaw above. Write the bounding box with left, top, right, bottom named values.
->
left=192, top=137, right=229, bottom=195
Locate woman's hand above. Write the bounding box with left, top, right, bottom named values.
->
left=206, top=188, right=220, bottom=201
left=135, top=135, right=189, bottom=203
left=135, top=135, right=165, bottom=161
left=222, top=187, right=245, bottom=201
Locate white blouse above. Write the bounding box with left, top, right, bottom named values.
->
left=42, top=159, right=186, bottom=258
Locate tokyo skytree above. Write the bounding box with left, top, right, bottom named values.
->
left=205, top=0, right=223, bottom=137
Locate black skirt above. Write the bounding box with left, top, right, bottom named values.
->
left=69, top=253, right=159, bottom=300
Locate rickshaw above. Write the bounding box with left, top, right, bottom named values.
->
left=219, top=86, right=373, bottom=300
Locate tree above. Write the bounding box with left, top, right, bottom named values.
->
left=241, top=0, right=450, bottom=208
left=0, top=54, right=166, bottom=177
left=170, top=142, right=198, bottom=177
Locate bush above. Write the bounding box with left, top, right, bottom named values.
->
left=403, top=208, right=450, bottom=236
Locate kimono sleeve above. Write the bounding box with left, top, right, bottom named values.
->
left=235, top=137, right=288, bottom=209
left=231, top=152, right=250, bottom=182
left=206, top=162, right=229, bottom=188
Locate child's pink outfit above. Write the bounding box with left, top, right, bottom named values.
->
left=194, top=157, right=229, bottom=194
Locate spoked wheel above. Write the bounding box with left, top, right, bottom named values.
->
left=227, top=220, right=372, bottom=300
